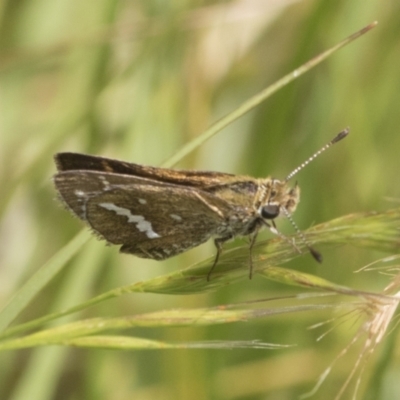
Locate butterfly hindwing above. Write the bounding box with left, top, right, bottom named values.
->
left=54, top=170, right=235, bottom=259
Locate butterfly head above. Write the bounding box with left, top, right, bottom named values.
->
left=258, top=179, right=300, bottom=221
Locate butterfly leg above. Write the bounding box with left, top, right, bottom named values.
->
left=248, top=222, right=262, bottom=279
left=208, top=221, right=262, bottom=281
left=207, top=235, right=232, bottom=281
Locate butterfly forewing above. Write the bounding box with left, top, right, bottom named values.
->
left=55, top=152, right=236, bottom=188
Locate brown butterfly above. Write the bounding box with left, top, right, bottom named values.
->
left=54, top=128, right=349, bottom=279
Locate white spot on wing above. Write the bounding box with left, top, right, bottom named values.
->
left=170, top=214, right=182, bottom=222
left=138, top=198, right=147, bottom=205
left=98, top=175, right=110, bottom=188
left=73, top=190, right=88, bottom=219
left=99, top=202, right=161, bottom=239
left=74, top=190, right=85, bottom=197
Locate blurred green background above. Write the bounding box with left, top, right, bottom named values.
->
left=1, top=0, right=399, bottom=399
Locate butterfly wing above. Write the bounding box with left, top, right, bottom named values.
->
left=54, top=170, right=236, bottom=259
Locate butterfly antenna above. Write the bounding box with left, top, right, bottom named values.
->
left=285, top=128, right=349, bottom=182
left=281, top=206, right=323, bottom=263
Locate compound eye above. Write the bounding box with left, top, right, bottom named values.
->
left=261, top=204, right=280, bottom=219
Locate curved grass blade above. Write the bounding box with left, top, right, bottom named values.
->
left=0, top=301, right=341, bottom=351
left=163, top=22, right=377, bottom=168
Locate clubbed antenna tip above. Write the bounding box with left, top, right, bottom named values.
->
left=310, top=247, right=323, bottom=263
left=331, top=127, right=350, bottom=144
